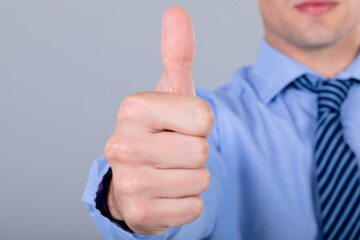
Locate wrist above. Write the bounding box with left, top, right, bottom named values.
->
left=95, top=168, right=133, bottom=233
left=107, top=176, right=124, bottom=221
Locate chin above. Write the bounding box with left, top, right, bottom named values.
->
left=286, top=28, right=345, bottom=49
left=292, top=37, right=341, bottom=49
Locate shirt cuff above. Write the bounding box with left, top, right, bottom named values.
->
left=95, top=167, right=133, bottom=233
left=82, top=156, right=183, bottom=240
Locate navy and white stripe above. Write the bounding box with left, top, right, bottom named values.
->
left=291, top=75, right=360, bottom=240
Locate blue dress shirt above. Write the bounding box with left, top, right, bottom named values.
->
left=82, top=39, right=360, bottom=240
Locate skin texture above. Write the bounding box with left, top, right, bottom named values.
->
left=259, top=0, right=360, bottom=78
left=107, top=1, right=360, bottom=235
left=106, top=7, right=213, bottom=235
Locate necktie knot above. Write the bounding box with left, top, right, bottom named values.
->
left=291, top=75, right=356, bottom=114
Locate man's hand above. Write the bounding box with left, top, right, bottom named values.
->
left=104, top=7, right=214, bottom=235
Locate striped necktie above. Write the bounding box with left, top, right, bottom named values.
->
left=291, top=75, right=360, bottom=240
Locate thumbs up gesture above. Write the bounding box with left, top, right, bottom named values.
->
left=105, top=7, right=214, bottom=235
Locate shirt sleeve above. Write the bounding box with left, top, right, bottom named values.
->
left=81, top=88, right=227, bottom=240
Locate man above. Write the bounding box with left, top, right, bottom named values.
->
left=82, top=0, right=360, bottom=239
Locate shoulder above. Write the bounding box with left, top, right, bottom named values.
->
left=195, top=65, right=258, bottom=147
left=196, top=65, right=257, bottom=115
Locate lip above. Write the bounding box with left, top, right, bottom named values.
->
left=295, top=0, right=338, bottom=14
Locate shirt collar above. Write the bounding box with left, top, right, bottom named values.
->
left=249, top=38, right=360, bottom=104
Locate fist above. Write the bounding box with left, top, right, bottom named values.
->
left=104, top=7, right=214, bottom=235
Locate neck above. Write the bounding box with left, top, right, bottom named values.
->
left=265, top=28, right=360, bottom=79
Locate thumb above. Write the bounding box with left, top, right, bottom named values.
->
left=155, top=7, right=196, bottom=96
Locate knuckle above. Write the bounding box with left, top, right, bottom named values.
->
left=124, top=201, right=149, bottom=226
left=118, top=93, right=146, bottom=120
left=104, top=138, right=117, bottom=162
left=194, top=100, right=215, bottom=137
left=193, top=138, right=209, bottom=167
left=117, top=138, right=134, bottom=161
left=191, top=196, right=204, bottom=220
left=199, top=167, right=210, bottom=193
left=116, top=171, right=140, bottom=195
left=105, top=137, right=134, bottom=162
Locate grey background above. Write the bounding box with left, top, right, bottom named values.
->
left=0, top=1, right=263, bottom=239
